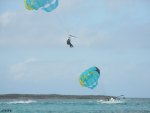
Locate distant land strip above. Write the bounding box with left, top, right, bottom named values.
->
left=0, top=94, right=116, bottom=100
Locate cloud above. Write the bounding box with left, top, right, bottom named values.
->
left=9, top=58, right=37, bottom=79
left=106, top=0, right=150, bottom=10
left=0, top=0, right=150, bottom=49
left=0, top=12, right=16, bottom=27
left=9, top=58, right=84, bottom=81
left=7, top=57, right=89, bottom=94
left=76, top=29, right=110, bottom=48
left=0, top=10, right=65, bottom=47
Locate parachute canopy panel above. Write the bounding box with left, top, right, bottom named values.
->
left=24, top=0, right=59, bottom=12
left=79, top=67, right=100, bottom=89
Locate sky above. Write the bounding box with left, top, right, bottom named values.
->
left=0, top=0, right=150, bottom=98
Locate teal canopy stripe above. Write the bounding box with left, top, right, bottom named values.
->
left=24, top=0, right=59, bottom=12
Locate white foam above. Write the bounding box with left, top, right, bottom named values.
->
left=97, top=98, right=124, bottom=104
left=7, top=100, right=37, bottom=104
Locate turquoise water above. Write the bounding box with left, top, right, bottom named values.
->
left=0, top=98, right=150, bottom=113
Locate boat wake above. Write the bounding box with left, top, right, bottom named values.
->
left=97, top=98, right=124, bottom=104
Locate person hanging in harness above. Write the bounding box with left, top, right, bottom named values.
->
left=67, top=37, right=73, bottom=48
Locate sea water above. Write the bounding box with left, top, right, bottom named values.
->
left=0, top=98, right=150, bottom=113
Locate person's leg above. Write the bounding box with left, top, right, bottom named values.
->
left=70, top=44, right=73, bottom=47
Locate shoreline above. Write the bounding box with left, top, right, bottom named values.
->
left=0, top=94, right=116, bottom=100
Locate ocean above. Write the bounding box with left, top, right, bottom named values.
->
left=0, top=98, right=150, bottom=113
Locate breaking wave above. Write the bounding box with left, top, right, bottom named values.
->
left=7, top=100, right=37, bottom=104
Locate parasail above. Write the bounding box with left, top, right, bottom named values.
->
left=79, top=67, right=100, bottom=89
left=24, top=0, right=59, bottom=12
